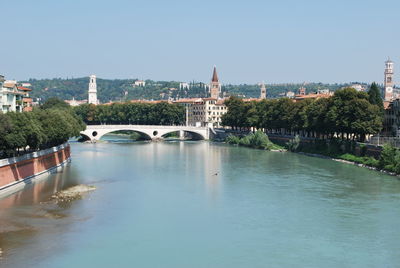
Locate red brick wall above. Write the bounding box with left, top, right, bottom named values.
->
left=0, top=145, right=71, bottom=188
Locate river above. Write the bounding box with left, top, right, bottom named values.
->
left=1, top=140, right=400, bottom=267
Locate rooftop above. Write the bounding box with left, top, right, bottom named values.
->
left=211, top=66, right=219, bottom=82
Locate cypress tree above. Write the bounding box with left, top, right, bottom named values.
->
left=368, top=82, right=384, bottom=111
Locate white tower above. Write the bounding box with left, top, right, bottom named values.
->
left=260, top=81, right=267, bottom=99
left=384, top=58, right=394, bottom=102
left=88, top=75, right=98, bottom=105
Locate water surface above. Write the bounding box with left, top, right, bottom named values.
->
left=1, top=141, right=400, bottom=268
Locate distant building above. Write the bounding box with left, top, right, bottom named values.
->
left=384, top=58, right=394, bottom=101
left=88, top=75, right=98, bottom=105
left=349, top=84, right=366, bottom=92
left=0, top=78, right=25, bottom=113
left=298, top=86, right=306, bottom=95
left=17, top=86, right=33, bottom=111
left=293, top=92, right=332, bottom=102
left=65, top=98, right=88, bottom=107
left=317, top=89, right=331, bottom=95
left=179, top=82, right=190, bottom=90
left=134, top=80, right=146, bottom=87
left=383, top=99, right=400, bottom=136
left=209, top=66, right=221, bottom=99
left=260, top=82, right=267, bottom=99
left=0, top=75, right=4, bottom=112
left=174, top=97, right=228, bottom=128
left=20, top=82, right=32, bottom=87
left=286, top=91, right=295, bottom=98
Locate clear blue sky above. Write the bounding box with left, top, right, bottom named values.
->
left=2, top=0, right=399, bottom=84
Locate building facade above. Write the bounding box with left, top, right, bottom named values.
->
left=174, top=97, right=228, bottom=128
left=383, top=99, right=400, bottom=136
left=134, top=80, right=146, bottom=87
left=17, top=86, right=33, bottom=111
left=0, top=75, right=4, bottom=111
left=0, top=78, right=26, bottom=113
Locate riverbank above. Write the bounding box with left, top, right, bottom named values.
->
left=297, top=151, right=400, bottom=177
left=222, top=131, right=400, bottom=177
left=0, top=143, right=71, bottom=198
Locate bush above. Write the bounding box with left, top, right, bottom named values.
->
left=225, top=135, right=240, bottom=145
left=286, top=135, right=300, bottom=152
left=249, top=130, right=274, bottom=150
left=225, top=131, right=275, bottom=150
left=339, top=153, right=379, bottom=167
left=379, top=144, right=397, bottom=171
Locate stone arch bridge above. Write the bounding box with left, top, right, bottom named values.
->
left=80, top=125, right=210, bottom=141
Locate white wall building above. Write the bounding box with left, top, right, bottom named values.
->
left=179, top=82, right=190, bottom=90
left=0, top=78, right=24, bottom=113
left=134, top=80, right=146, bottom=87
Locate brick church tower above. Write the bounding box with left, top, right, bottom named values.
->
left=210, top=66, right=221, bottom=99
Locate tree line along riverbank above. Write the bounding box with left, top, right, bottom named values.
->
left=221, top=85, right=383, bottom=142
left=0, top=98, right=85, bottom=159
left=220, top=84, right=400, bottom=175
left=73, top=102, right=185, bottom=125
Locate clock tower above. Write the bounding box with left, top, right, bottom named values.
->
left=384, top=58, right=394, bottom=102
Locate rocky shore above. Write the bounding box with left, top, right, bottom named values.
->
left=51, top=185, right=96, bottom=203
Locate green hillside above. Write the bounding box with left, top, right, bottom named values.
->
left=24, top=77, right=363, bottom=103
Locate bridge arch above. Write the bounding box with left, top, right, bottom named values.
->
left=80, top=125, right=209, bottom=142
left=79, top=133, right=91, bottom=142
left=161, top=130, right=205, bottom=140
left=97, top=129, right=152, bottom=141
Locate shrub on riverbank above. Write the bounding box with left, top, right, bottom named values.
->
left=378, top=144, right=400, bottom=173
left=295, top=140, right=400, bottom=175
left=286, top=135, right=300, bottom=152
left=225, top=131, right=283, bottom=150
left=338, top=153, right=379, bottom=167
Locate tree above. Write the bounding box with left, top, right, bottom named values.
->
left=41, top=97, right=70, bottom=110
left=221, top=97, right=244, bottom=129
left=368, top=82, right=384, bottom=111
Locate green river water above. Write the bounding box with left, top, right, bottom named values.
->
left=1, top=139, right=400, bottom=267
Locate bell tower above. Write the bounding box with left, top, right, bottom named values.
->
left=88, top=75, right=98, bottom=105
left=260, top=82, right=266, bottom=99
left=384, top=58, right=394, bottom=102
left=210, top=66, right=221, bottom=99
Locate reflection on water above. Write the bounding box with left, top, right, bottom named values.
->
left=1, top=142, right=400, bottom=268
left=0, top=166, right=84, bottom=266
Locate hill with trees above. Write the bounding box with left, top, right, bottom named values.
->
left=23, top=77, right=364, bottom=103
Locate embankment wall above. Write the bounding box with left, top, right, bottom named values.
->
left=0, top=143, right=71, bottom=197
